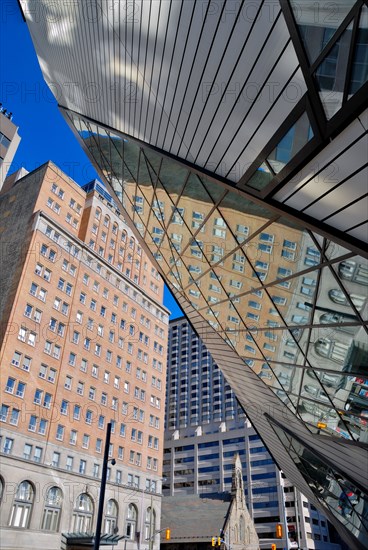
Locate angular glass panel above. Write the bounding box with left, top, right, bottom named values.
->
left=65, top=111, right=368, bottom=454
left=314, top=22, right=354, bottom=119
left=335, top=256, right=368, bottom=286
left=140, top=147, right=164, bottom=185
left=267, top=112, right=314, bottom=174
left=269, top=419, right=368, bottom=544
left=349, top=5, right=368, bottom=96
left=120, top=136, right=141, bottom=183
left=246, top=162, right=273, bottom=191
left=217, top=190, right=276, bottom=244
left=290, top=1, right=354, bottom=63
left=311, top=234, right=352, bottom=261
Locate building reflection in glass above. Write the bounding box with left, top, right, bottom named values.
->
left=67, top=110, right=368, bottom=447
left=268, top=416, right=368, bottom=548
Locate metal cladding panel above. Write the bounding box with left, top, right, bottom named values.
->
left=348, top=221, right=368, bottom=241
left=273, top=116, right=367, bottom=203
left=273, top=118, right=368, bottom=237
left=23, top=0, right=304, bottom=183
left=22, top=0, right=367, bottom=247
left=227, top=67, right=307, bottom=179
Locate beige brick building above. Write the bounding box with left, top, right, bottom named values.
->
left=0, top=162, right=169, bottom=550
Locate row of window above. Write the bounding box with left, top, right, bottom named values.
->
left=2, top=476, right=156, bottom=540
left=41, top=223, right=166, bottom=327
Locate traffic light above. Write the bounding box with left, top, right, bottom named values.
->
left=317, top=421, right=327, bottom=429
left=271, top=544, right=276, bottom=550
left=212, top=537, right=216, bottom=547
left=165, top=528, right=171, bottom=540
left=275, top=523, right=283, bottom=538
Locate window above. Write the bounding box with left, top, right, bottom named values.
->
left=10, top=408, right=20, bottom=425
left=16, top=381, right=26, bottom=398
left=5, top=377, right=15, bottom=394
left=85, top=409, right=93, bottom=425
left=248, top=300, right=261, bottom=310
left=72, top=404, right=81, bottom=422
left=71, top=494, right=94, bottom=533
left=52, top=451, right=60, bottom=468
left=32, top=447, right=42, bottom=464
left=104, top=499, right=118, bottom=535
left=56, top=424, right=64, bottom=440
left=61, top=399, right=69, bottom=415
left=11, top=351, right=22, bottom=367
left=9, top=481, right=34, bottom=528
left=272, top=295, right=287, bottom=306
left=125, top=504, right=138, bottom=539
left=41, top=486, right=63, bottom=531
left=0, top=404, right=9, bottom=422
left=144, top=507, right=156, bottom=542
left=70, top=430, right=77, bottom=445
left=3, top=437, right=14, bottom=454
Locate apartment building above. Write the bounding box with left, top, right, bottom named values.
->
left=0, top=162, right=169, bottom=550
left=163, top=317, right=342, bottom=550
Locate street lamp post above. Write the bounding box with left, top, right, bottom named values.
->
left=94, top=422, right=113, bottom=550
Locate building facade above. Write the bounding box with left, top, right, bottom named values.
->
left=0, top=106, right=21, bottom=189
left=164, top=317, right=342, bottom=550
left=0, top=162, right=169, bottom=550
left=18, top=2, right=368, bottom=548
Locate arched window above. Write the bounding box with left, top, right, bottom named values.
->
left=42, top=486, right=62, bottom=531
left=104, top=215, right=110, bottom=227
left=72, top=493, right=94, bottom=533
left=112, top=223, right=118, bottom=235
left=144, top=506, right=156, bottom=542
left=9, top=481, right=34, bottom=528
left=95, top=207, right=101, bottom=220
left=104, top=499, right=118, bottom=534
left=233, top=524, right=238, bottom=543
left=125, top=503, right=138, bottom=539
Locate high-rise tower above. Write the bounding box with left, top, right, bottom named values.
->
left=0, top=163, right=169, bottom=550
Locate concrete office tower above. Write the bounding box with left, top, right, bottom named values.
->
left=0, top=162, right=169, bottom=550
left=0, top=106, right=21, bottom=189
left=163, top=317, right=342, bottom=550
left=18, top=2, right=368, bottom=547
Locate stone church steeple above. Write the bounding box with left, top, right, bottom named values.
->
left=228, top=453, right=260, bottom=549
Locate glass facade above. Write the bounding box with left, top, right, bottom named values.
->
left=269, top=417, right=368, bottom=548
left=64, top=109, right=368, bottom=548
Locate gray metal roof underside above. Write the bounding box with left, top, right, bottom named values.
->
left=22, top=0, right=368, bottom=248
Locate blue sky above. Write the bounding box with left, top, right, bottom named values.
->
left=0, top=1, right=182, bottom=318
